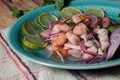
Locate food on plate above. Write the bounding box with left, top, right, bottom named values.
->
left=20, top=7, right=120, bottom=63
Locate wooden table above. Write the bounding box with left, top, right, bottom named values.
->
left=0, top=0, right=43, bottom=29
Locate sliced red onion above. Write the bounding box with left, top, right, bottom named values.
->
left=55, top=18, right=71, bottom=24
left=93, top=39, right=101, bottom=48
left=80, top=41, right=98, bottom=56
left=91, top=33, right=101, bottom=47
left=63, top=47, right=72, bottom=51
left=66, top=55, right=100, bottom=63
left=86, top=54, right=105, bottom=64
left=40, top=30, right=49, bottom=39
left=86, top=56, right=96, bottom=63
left=80, top=41, right=104, bottom=63
left=65, top=40, right=104, bottom=63
left=48, top=22, right=56, bottom=36
left=56, top=51, right=64, bottom=63
left=49, top=32, right=61, bottom=38
left=88, top=15, right=98, bottom=28
left=84, top=18, right=92, bottom=26
left=48, top=22, right=62, bottom=37
left=101, top=17, right=110, bottom=28
left=61, top=18, right=72, bottom=23
left=106, top=28, right=120, bottom=60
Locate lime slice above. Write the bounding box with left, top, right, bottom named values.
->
left=22, top=21, right=44, bottom=36
left=37, top=13, right=58, bottom=28
left=60, top=7, right=82, bottom=19
left=22, top=36, right=48, bottom=50
left=85, top=7, right=105, bottom=17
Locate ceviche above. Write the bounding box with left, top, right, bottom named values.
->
left=21, top=7, right=120, bottom=63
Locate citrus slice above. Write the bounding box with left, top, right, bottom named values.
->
left=85, top=7, right=105, bottom=17
left=22, top=21, right=44, bottom=36
left=37, top=13, right=58, bottom=28
left=22, top=36, right=48, bottom=50
left=60, top=7, right=82, bottom=19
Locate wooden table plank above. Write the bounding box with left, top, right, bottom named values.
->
left=20, top=0, right=39, bottom=9
left=0, top=1, right=16, bottom=29
left=2, top=0, right=39, bottom=9
left=0, top=1, right=10, bottom=14
left=11, top=0, right=21, bottom=3
left=2, top=0, right=15, bottom=9
left=0, top=0, right=42, bottom=29
left=32, top=0, right=43, bottom=6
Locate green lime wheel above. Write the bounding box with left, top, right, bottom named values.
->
left=60, top=7, right=82, bottom=19
left=85, top=7, right=105, bottom=17
left=37, top=13, right=58, bottom=28
left=22, top=36, right=48, bottom=50
left=22, top=21, right=44, bottom=36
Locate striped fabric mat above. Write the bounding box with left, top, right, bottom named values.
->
left=0, top=28, right=120, bottom=80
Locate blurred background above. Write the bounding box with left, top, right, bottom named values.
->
left=0, top=0, right=43, bottom=29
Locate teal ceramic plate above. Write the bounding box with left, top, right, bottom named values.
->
left=8, top=0, right=120, bottom=69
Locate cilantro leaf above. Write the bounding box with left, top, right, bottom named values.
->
left=11, top=6, right=31, bottom=18
left=11, top=6, right=24, bottom=18
left=54, top=0, right=64, bottom=10
left=66, top=22, right=76, bottom=27
left=11, top=0, right=66, bottom=18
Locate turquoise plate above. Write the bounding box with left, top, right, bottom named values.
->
left=8, top=0, right=120, bottom=69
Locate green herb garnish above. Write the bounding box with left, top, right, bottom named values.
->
left=66, top=22, right=76, bottom=27
left=11, top=6, right=31, bottom=18
left=11, top=0, right=65, bottom=18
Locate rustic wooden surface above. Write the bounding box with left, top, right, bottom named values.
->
left=0, top=0, right=43, bottom=29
